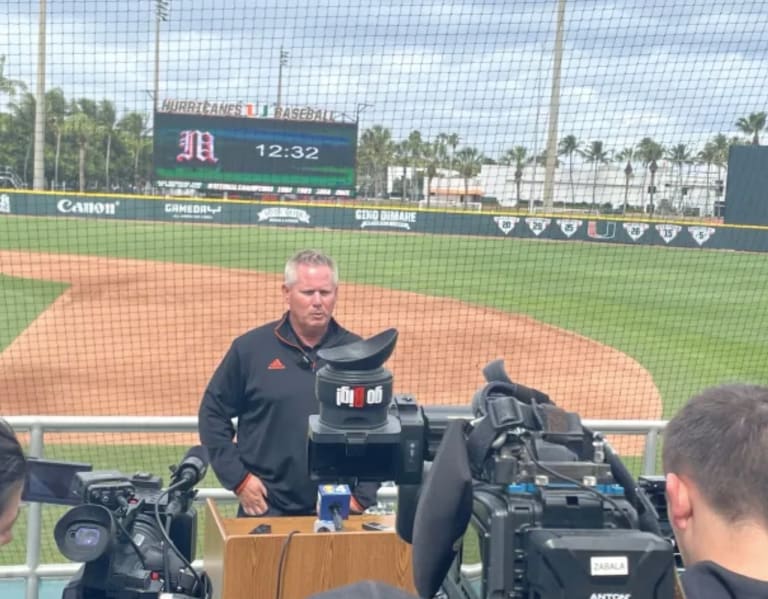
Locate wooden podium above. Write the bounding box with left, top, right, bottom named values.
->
left=203, top=499, right=415, bottom=599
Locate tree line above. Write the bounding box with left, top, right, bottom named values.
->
left=1, top=57, right=152, bottom=193
left=358, top=113, right=766, bottom=212
left=2, top=54, right=766, bottom=203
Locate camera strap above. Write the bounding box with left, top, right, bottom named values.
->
left=466, top=383, right=541, bottom=476
left=467, top=382, right=587, bottom=476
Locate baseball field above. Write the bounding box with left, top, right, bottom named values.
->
left=2, top=211, right=768, bottom=563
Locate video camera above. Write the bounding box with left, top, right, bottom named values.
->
left=308, top=329, right=678, bottom=599
left=23, top=447, right=212, bottom=599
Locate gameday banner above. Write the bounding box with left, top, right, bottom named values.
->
left=2, top=191, right=767, bottom=253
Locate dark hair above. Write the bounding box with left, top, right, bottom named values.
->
left=0, top=419, right=27, bottom=514
left=662, top=384, right=768, bottom=525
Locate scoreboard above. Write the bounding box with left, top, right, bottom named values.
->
left=153, top=112, right=357, bottom=196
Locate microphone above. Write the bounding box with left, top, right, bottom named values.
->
left=314, top=484, right=351, bottom=532
left=170, top=445, right=209, bottom=492
left=297, top=354, right=313, bottom=370
left=165, top=446, right=209, bottom=519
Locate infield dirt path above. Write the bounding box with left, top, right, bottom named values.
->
left=0, top=251, right=660, bottom=454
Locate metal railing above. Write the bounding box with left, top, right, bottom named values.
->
left=0, top=415, right=668, bottom=599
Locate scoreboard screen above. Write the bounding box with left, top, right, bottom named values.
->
left=153, top=112, right=357, bottom=196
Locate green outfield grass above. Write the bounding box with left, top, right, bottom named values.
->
left=1, top=215, right=766, bottom=566
left=0, top=274, right=67, bottom=349
left=2, top=216, right=767, bottom=416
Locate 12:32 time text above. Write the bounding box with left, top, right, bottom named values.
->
left=255, top=144, right=320, bottom=159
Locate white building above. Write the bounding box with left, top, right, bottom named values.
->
left=386, top=162, right=726, bottom=216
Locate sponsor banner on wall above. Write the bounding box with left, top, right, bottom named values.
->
left=164, top=202, right=223, bottom=221
left=56, top=198, right=120, bottom=216
left=256, top=206, right=312, bottom=225
left=3, top=192, right=768, bottom=253
left=354, top=209, right=417, bottom=230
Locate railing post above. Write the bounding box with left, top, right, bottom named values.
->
left=25, top=423, right=45, bottom=599
left=642, top=427, right=659, bottom=475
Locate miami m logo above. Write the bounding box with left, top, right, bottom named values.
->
left=176, top=130, right=219, bottom=164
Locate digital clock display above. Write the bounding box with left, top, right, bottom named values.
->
left=254, top=144, right=320, bottom=160
left=153, top=112, right=357, bottom=196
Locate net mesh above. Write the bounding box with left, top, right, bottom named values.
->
left=1, top=0, right=768, bottom=564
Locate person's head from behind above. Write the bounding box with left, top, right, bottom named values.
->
left=283, top=249, right=339, bottom=342
left=0, top=419, right=27, bottom=546
left=662, top=384, right=768, bottom=567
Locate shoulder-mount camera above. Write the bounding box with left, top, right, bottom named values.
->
left=308, top=328, right=678, bottom=599
left=23, top=447, right=212, bottom=599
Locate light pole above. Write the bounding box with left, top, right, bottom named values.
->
left=33, top=0, right=46, bottom=190
left=154, top=0, right=170, bottom=115
left=542, top=0, right=567, bottom=210
left=355, top=102, right=373, bottom=122
left=277, top=48, right=289, bottom=111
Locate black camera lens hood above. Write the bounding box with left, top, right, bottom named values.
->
left=317, top=328, right=398, bottom=371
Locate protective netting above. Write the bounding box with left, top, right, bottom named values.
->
left=1, top=0, right=768, bottom=564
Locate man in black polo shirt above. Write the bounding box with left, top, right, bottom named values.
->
left=198, top=249, right=377, bottom=517
left=663, top=384, right=768, bottom=598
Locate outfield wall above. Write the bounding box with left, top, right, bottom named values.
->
left=2, top=191, right=767, bottom=252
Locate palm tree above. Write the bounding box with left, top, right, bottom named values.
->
left=97, top=100, right=117, bottom=191
left=64, top=112, right=100, bottom=192
left=8, top=92, right=36, bottom=185
left=45, top=88, right=68, bottom=189
left=702, top=134, right=742, bottom=207
left=615, top=147, right=636, bottom=214
left=697, top=141, right=721, bottom=211
left=636, top=137, right=665, bottom=214
left=117, top=112, right=150, bottom=190
left=735, top=112, right=766, bottom=145
left=421, top=139, right=447, bottom=208
left=665, top=144, right=692, bottom=211
left=558, top=134, right=581, bottom=206
left=0, top=55, right=26, bottom=99
left=358, top=125, right=395, bottom=198
left=454, top=147, right=483, bottom=204
left=406, top=130, right=423, bottom=201
left=394, top=140, right=410, bottom=200
left=437, top=133, right=461, bottom=169
left=708, top=133, right=730, bottom=181
left=720, top=135, right=746, bottom=195
left=501, top=146, right=530, bottom=206
left=579, top=140, right=610, bottom=211
left=73, top=97, right=99, bottom=120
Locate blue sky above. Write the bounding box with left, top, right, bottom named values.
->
left=3, top=0, right=768, bottom=159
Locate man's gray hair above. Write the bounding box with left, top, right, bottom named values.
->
left=662, top=383, right=768, bottom=526
left=284, top=249, right=339, bottom=287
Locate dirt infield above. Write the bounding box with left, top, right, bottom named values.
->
left=0, top=251, right=661, bottom=454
